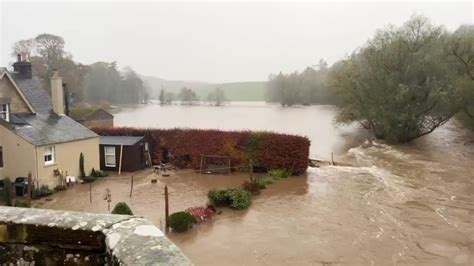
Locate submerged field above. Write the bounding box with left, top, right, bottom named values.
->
left=40, top=156, right=473, bottom=266
left=39, top=102, right=474, bottom=265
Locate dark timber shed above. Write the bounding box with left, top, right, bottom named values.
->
left=99, top=136, right=147, bottom=172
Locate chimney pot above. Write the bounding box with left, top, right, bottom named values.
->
left=52, top=68, right=60, bottom=78
left=12, top=54, right=32, bottom=79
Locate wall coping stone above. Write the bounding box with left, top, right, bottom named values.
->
left=0, top=207, right=192, bottom=265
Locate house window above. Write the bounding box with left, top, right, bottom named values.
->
left=0, top=146, right=3, bottom=168
left=44, top=146, right=55, bottom=166
left=0, top=104, right=9, bottom=122
left=104, top=146, right=116, bottom=167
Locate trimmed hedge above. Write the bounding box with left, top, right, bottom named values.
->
left=92, top=128, right=310, bottom=174
left=169, top=211, right=197, bottom=232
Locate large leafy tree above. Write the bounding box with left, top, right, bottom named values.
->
left=266, top=59, right=333, bottom=106
left=119, top=67, right=148, bottom=104
left=12, top=33, right=147, bottom=105
left=329, top=15, right=458, bottom=143
left=11, top=33, right=87, bottom=101
left=83, top=62, right=121, bottom=104
left=178, top=87, right=198, bottom=105
left=207, top=87, right=226, bottom=106
left=266, top=72, right=301, bottom=107
left=34, top=34, right=66, bottom=69
left=445, top=25, right=474, bottom=130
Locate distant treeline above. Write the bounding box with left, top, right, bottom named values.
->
left=266, top=60, right=335, bottom=106
left=11, top=34, right=148, bottom=105
left=267, top=15, right=473, bottom=143
left=158, top=87, right=225, bottom=106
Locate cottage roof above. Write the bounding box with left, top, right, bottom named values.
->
left=3, top=112, right=98, bottom=146
left=0, top=68, right=98, bottom=146
left=100, top=136, right=144, bottom=146
left=13, top=78, right=53, bottom=114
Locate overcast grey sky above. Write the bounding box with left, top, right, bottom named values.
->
left=1, top=1, right=472, bottom=82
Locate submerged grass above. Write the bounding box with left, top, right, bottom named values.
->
left=256, top=169, right=291, bottom=188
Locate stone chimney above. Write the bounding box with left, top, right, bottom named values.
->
left=50, top=69, right=65, bottom=115
left=12, top=54, right=32, bottom=79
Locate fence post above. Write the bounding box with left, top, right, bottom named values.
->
left=26, top=171, right=33, bottom=207
left=118, top=145, right=124, bottom=175
left=199, top=156, right=204, bottom=174
left=165, top=186, right=169, bottom=233
left=129, top=175, right=134, bottom=198
left=249, top=159, right=254, bottom=182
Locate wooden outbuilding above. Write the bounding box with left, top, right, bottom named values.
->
left=99, top=136, right=147, bottom=172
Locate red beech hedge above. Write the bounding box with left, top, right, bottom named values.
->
left=92, top=128, right=310, bottom=174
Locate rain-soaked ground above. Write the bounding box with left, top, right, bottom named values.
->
left=40, top=104, right=474, bottom=265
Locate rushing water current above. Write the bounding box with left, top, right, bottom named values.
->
left=46, top=102, right=474, bottom=265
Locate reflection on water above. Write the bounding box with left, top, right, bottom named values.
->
left=44, top=102, right=473, bottom=265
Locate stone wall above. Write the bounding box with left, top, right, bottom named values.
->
left=0, top=207, right=191, bottom=265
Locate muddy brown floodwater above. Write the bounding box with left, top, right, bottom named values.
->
left=42, top=103, right=474, bottom=265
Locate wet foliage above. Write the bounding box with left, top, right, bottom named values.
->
left=111, top=202, right=133, bottom=215
left=168, top=211, right=197, bottom=232
left=208, top=188, right=251, bottom=210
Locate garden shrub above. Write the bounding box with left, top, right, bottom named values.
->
left=79, top=153, right=86, bottom=178
left=168, top=211, right=197, bottom=232
left=208, top=189, right=230, bottom=207
left=226, top=188, right=251, bottom=209
left=3, top=177, right=12, bottom=206
left=207, top=188, right=251, bottom=210
left=256, top=177, right=274, bottom=187
left=111, top=202, right=134, bottom=215
left=242, top=180, right=264, bottom=195
left=185, top=206, right=215, bottom=223
left=268, top=169, right=291, bottom=179
left=14, top=199, right=29, bottom=208
left=33, top=185, right=54, bottom=199
left=91, top=168, right=108, bottom=178
left=92, top=128, right=310, bottom=174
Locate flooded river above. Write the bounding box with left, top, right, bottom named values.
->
left=44, top=102, right=474, bottom=265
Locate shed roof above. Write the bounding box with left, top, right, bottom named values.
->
left=100, top=136, right=144, bottom=146
left=69, top=107, right=113, bottom=121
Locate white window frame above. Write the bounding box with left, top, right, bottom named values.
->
left=0, top=103, right=9, bottom=122
left=44, top=146, right=55, bottom=166
left=104, top=146, right=116, bottom=167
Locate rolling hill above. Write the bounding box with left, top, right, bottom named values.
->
left=142, top=75, right=266, bottom=102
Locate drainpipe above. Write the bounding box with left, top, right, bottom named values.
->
left=34, top=146, right=40, bottom=187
